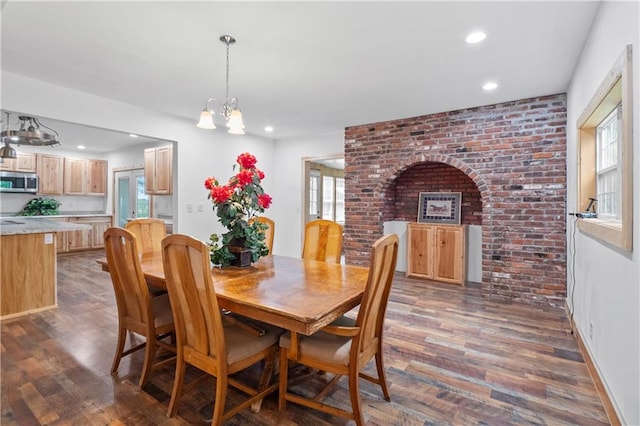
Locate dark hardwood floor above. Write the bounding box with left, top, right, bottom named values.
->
left=2, top=251, right=608, bottom=425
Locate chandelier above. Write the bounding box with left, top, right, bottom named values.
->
left=196, top=34, right=245, bottom=135
left=1, top=112, right=61, bottom=159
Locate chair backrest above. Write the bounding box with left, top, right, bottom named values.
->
left=104, top=227, right=153, bottom=329
left=302, top=219, right=343, bottom=263
left=125, top=218, right=167, bottom=254
left=249, top=216, right=275, bottom=254
left=162, top=234, right=226, bottom=370
left=354, top=233, right=399, bottom=356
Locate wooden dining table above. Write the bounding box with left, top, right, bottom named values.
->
left=97, top=254, right=370, bottom=338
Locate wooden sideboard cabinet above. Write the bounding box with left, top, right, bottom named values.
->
left=406, top=222, right=466, bottom=285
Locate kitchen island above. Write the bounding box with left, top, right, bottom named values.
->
left=0, top=218, right=92, bottom=320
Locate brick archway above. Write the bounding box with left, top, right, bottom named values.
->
left=344, top=94, right=568, bottom=306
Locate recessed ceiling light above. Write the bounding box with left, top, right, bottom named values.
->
left=264, top=126, right=274, bottom=133
left=77, top=145, right=86, bottom=150
left=482, top=81, right=498, bottom=91
left=129, top=133, right=138, bottom=138
left=465, top=31, right=487, bottom=44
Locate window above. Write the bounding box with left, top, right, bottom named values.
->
left=577, top=45, right=633, bottom=251
left=322, top=176, right=334, bottom=220
left=595, top=106, right=621, bottom=219
left=321, top=176, right=345, bottom=224
left=335, top=177, right=345, bottom=223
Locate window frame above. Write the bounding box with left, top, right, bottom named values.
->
left=576, top=45, right=633, bottom=252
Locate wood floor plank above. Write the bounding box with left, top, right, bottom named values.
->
left=1, top=251, right=610, bottom=425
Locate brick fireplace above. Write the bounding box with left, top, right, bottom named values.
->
left=344, top=94, right=567, bottom=307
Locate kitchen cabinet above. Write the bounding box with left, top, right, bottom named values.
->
left=1, top=232, right=56, bottom=319
left=64, top=158, right=86, bottom=194
left=87, top=159, right=107, bottom=195
left=0, top=152, right=37, bottom=172
left=144, top=145, right=173, bottom=195
left=47, top=217, right=69, bottom=253
left=57, top=216, right=112, bottom=252
left=406, top=222, right=466, bottom=285
left=89, top=216, right=111, bottom=247
left=64, top=158, right=107, bottom=196
left=37, top=154, right=64, bottom=195
left=67, top=219, right=92, bottom=251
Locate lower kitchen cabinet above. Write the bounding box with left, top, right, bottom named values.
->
left=406, top=222, right=466, bottom=285
left=56, top=216, right=112, bottom=252
left=47, top=217, right=70, bottom=253
left=90, top=217, right=111, bottom=247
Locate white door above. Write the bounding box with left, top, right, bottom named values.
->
left=308, top=169, right=321, bottom=222
left=114, top=169, right=148, bottom=227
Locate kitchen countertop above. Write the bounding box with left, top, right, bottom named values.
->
left=0, top=217, right=92, bottom=236
left=1, top=212, right=112, bottom=219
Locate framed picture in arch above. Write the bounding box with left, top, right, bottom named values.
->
left=417, top=192, right=461, bottom=225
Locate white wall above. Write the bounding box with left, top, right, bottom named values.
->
left=2, top=72, right=276, bottom=243
left=566, top=2, right=639, bottom=424
left=269, top=130, right=344, bottom=257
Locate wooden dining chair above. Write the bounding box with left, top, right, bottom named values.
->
left=279, top=233, right=399, bottom=425
left=161, top=234, right=282, bottom=425
left=302, top=219, right=343, bottom=263
left=103, top=227, right=176, bottom=389
left=249, top=216, right=275, bottom=254
left=125, top=218, right=167, bottom=254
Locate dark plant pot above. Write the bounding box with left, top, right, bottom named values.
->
left=228, top=245, right=252, bottom=267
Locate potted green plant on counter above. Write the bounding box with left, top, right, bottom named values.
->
left=18, top=198, right=62, bottom=216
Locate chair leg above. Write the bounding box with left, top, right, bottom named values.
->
left=375, top=351, right=391, bottom=401
left=278, top=348, right=289, bottom=411
left=138, top=336, right=156, bottom=389
left=251, top=349, right=276, bottom=413
left=167, top=359, right=186, bottom=418
left=111, top=326, right=127, bottom=374
left=211, top=372, right=228, bottom=425
left=349, top=369, right=364, bottom=426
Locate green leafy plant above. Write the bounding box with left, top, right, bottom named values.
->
left=18, top=197, right=62, bottom=216
left=204, top=153, right=272, bottom=267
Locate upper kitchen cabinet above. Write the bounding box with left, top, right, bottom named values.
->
left=144, top=145, right=173, bottom=195
left=0, top=152, right=36, bottom=172
left=64, top=158, right=107, bottom=196
left=64, top=158, right=86, bottom=194
left=37, top=154, right=64, bottom=195
left=87, top=159, right=107, bottom=195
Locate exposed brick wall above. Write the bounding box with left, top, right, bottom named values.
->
left=385, top=162, right=482, bottom=225
left=344, top=94, right=567, bottom=307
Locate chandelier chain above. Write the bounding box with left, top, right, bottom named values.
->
left=225, top=39, right=230, bottom=101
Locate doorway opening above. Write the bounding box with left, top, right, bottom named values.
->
left=114, top=168, right=148, bottom=227
left=302, top=154, right=345, bottom=227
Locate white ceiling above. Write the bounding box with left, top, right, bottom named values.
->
left=1, top=1, right=600, bottom=151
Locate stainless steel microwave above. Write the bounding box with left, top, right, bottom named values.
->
left=0, top=171, right=38, bottom=193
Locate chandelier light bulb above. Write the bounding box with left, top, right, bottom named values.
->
left=226, top=109, right=245, bottom=135
left=197, top=109, right=216, bottom=129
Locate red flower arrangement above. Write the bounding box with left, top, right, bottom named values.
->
left=205, top=152, right=272, bottom=266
